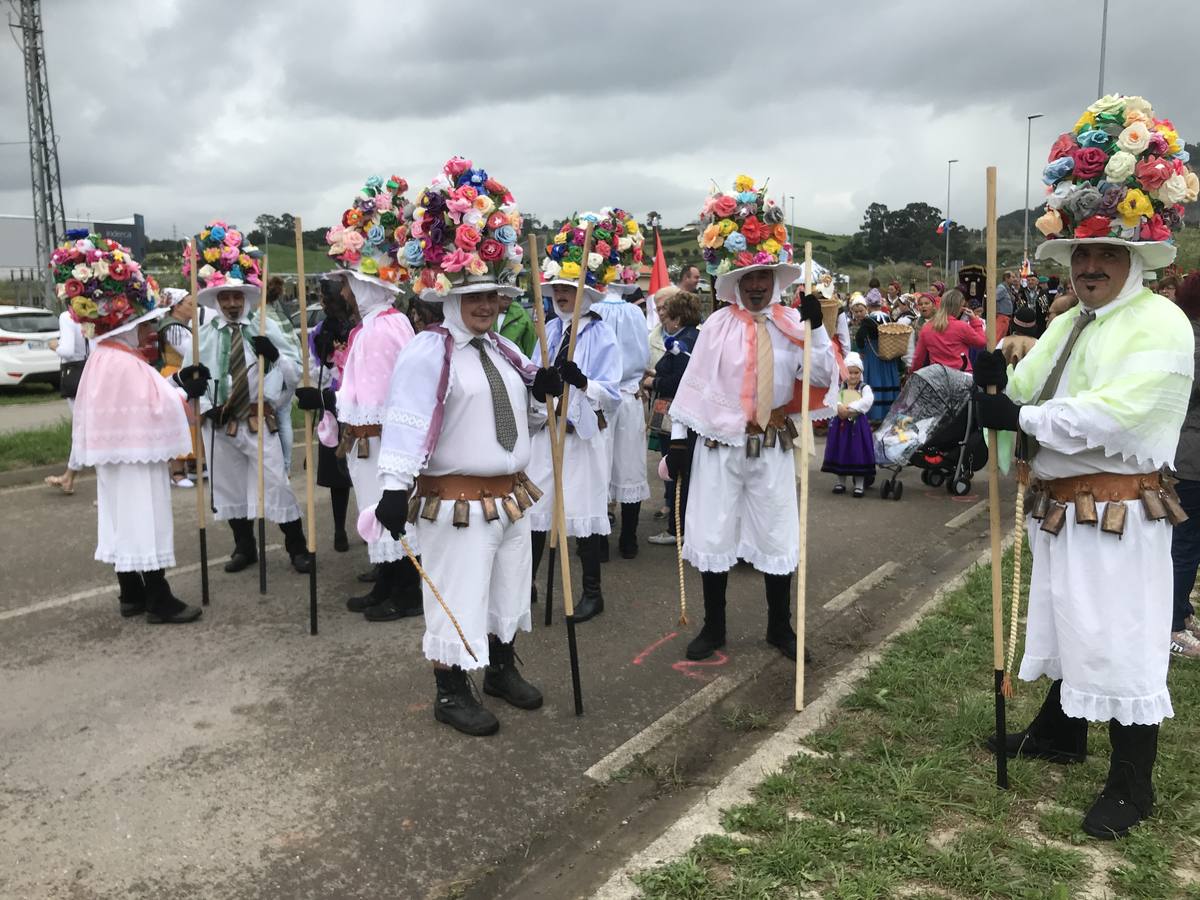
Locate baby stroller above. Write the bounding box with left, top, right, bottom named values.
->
left=872, top=364, right=988, bottom=500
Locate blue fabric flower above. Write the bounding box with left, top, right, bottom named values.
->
left=1077, top=129, right=1113, bottom=149
left=723, top=232, right=747, bottom=253
left=1177, top=150, right=1191, bottom=164
left=403, top=239, right=424, bottom=265
left=209, top=225, right=226, bottom=241
left=736, top=191, right=757, bottom=204
left=468, top=168, right=489, bottom=188
left=364, top=175, right=384, bottom=194
left=366, top=225, right=385, bottom=245
left=64, top=228, right=89, bottom=240
left=1042, top=157, right=1075, bottom=185
left=495, top=225, right=517, bottom=245
left=229, top=265, right=244, bottom=281
left=550, top=242, right=566, bottom=261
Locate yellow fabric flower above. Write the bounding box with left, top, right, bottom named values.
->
left=1073, top=111, right=1097, bottom=133
left=559, top=261, right=581, bottom=280
left=625, top=220, right=639, bottom=235
left=360, top=257, right=379, bottom=275
left=1035, top=209, right=1063, bottom=237
left=552, top=231, right=568, bottom=245
left=601, top=266, right=617, bottom=284
left=203, top=247, right=221, bottom=263
left=718, top=218, right=737, bottom=236
left=72, top=297, right=99, bottom=318
left=434, top=274, right=452, bottom=296
left=734, top=174, right=755, bottom=192
left=1115, top=189, right=1153, bottom=227
left=1158, top=127, right=1182, bottom=155
left=467, top=255, right=488, bottom=276
left=760, top=238, right=781, bottom=255
left=700, top=223, right=723, bottom=248
left=200, top=229, right=211, bottom=241
left=238, top=253, right=251, bottom=267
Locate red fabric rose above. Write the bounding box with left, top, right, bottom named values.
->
left=594, top=240, right=611, bottom=257
left=109, top=262, right=129, bottom=281
left=484, top=179, right=506, bottom=195
left=1140, top=214, right=1171, bottom=242
left=1048, top=133, right=1078, bottom=162
left=1134, top=156, right=1172, bottom=192
left=487, top=212, right=508, bottom=231
left=478, top=239, right=504, bottom=262
left=64, top=278, right=84, bottom=297
left=455, top=225, right=482, bottom=251
left=633, top=247, right=643, bottom=263
left=712, top=195, right=737, bottom=217
left=740, top=216, right=768, bottom=244
left=1071, top=147, right=1108, bottom=180
left=735, top=251, right=755, bottom=268
left=1074, top=215, right=1112, bottom=238
left=419, top=268, right=437, bottom=289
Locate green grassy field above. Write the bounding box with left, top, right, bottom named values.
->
left=0, top=419, right=71, bottom=471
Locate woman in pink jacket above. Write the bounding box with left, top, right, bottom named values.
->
left=911, top=289, right=986, bottom=372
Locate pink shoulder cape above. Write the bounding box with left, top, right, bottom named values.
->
left=70, top=343, right=192, bottom=466
left=337, top=309, right=416, bottom=425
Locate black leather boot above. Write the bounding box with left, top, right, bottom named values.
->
left=985, top=679, right=1089, bottom=764
left=530, top=530, right=546, bottom=605
left=686, top=571, right=728, bottom=660
left=224, top=518, right=257, bottom=572
left=483, top=636, right=543, bottom=710
left=1082, top=721, right=1157, bottom=839
left=348, top=560, right=392, bottom=612
left=142, top=570, right=202, bottom=624
left=434, top=666, right=499, bottom=736
left=764, top=573, right=798, bottom=660
left=364, top=558, right=424, bottom=621
left=117, top=571, right=147, bottom=618
left=279, top=519, right=312, bottom=573
left=619, top=502, right=640, bottom=559
left=573, top=535, right=604, bottom=622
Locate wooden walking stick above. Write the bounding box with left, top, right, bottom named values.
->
left=294, top=219, right=318, bottom=635
left=795, top=241, right=814, bottom=711
left=255, top=255, right=269, bottom=595
left=188, top=238, right=210, bottom=606
left=526, top=236, right=562, bottom=628
left=983, top=166, right=1009, bottom=790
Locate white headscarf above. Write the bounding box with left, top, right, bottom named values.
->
left=347, top=275, right=395, bottom=318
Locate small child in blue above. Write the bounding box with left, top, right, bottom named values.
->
left=821, top=352, right=875, bottom=497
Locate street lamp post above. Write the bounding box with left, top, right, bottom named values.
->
left=1023, top=114, right=1044, bottom=269
left=788, top=194, right=795, bottom=249
left=945, top=159, right=958, bottom=282
left=1097, top=0, right=1109, bottom=97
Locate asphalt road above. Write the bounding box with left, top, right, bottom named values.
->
left=0, top=398, right=69, bottom=434
left=0, top=444, right=1006, bottom=899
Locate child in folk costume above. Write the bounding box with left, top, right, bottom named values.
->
left=820, top=351, right=874, bottom=497
left=296, top=176, right=424, bottom=622
left=668, top=176, right=837, bottom=662
left=179, top=222, right=311, bottom=575
left=57, top=230, right=201, bottom=624
left=589, top=208, right=651, bottom=559
left=976, top=94, right=1196, bottom=840
left=371, top=158, right=563, bottom=736
left=529, top=215, right=624, bottom=622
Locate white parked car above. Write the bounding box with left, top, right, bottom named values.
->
left=0, top=306, right=61, bottom=388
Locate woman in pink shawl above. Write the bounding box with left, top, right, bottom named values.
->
left=57, top=230, right=202, bottom=624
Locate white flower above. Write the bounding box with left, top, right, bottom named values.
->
left=462, top=209, right=484, bottom=227
left=631, top=232, right=645, bottom=247
left=1045, top=183, right=1075, bottom=210
left=1123, top=95, right=1153, bottom=119
left=1154, top=173, right=1188, bottom=205
left=541, top=258, right=561, bottom=278
left=617, top=236, right=633, bottom=251
left=1116, top=123, right=1151, bottom=154
left=1087, top=94, right=1124, bottom=117
left=587, top=252, right=603, bottom=271
left=71, top=263, right=91, bottom=280
left=1103, top=151, right=1137, bottom=183
left=506, top=243, right=523, bottom=261
left=198, top=264, right=216, bottom=280
left=92, top=260, right=109, bottom=279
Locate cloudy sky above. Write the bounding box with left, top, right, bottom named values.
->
left=1, top=0, right=1196, bottom=242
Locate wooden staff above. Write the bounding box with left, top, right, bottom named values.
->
left=526, top=235, right=562, bottom=628
left=256, top=255, right=269, bottom=594
left=983, top=166, right=1008, bottom=790
left=795, top=241, right=814, bottom=711
left=294, top=219, right=318, bottom=635
left=188, top=239, right=209, bottom=606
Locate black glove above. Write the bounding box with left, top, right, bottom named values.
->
left=177, top=364, right=211, bottom=400
left=531, top=366, right=564, bottom=402
left=666, top=438, right=692, bottom=481
left=374, top=489, right=410, bottom=539
left=558, top=359, right=587, bottom=390
left=251, top=335, right=279, bottom=363
left=799, top=293, right=824, bottom=329
left=204, top=404, right=225, bottom=423
left=975, top=392, right=1022, bottom=432
left=972, top=349, right=1009, bottom=390
left=294, top=386, right=323, bottom=412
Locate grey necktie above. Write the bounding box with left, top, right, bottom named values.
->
left=470, top=337, right=518, bottom=452
left=1025, top=308, right=1096, bottom=460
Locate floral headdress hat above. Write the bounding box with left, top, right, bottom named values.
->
left=1035, top=94, right=1196, bottom=269
left=325, top=174, right=411, bottom=292
left=698, top=174, right=799, bottom=302
left=598, top=207, right=645, bottom=295
left=402, top=156, right=524, bottom=300
left=183, top=220, right=262, bottom=308
left=52, top=229, right=160, bottom=339
left=539, top=212, right=624, bottom=303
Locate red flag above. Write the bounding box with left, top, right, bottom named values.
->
left=647, top=228, right=669, bottom=296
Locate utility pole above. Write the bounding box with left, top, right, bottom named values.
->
left=13, top=0, right=65, bottom=309
left=1023, top=114, right=1043, bottom=270
left=1097, top=0, right=1109, bottom=97
left=945, top=159, right=958, bottom=283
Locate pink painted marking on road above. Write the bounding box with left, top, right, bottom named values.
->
left=632, top=632, right=679, bottom=665
left=672, top=651, right=730, bottom=680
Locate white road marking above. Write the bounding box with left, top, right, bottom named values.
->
left=944, top=499, right=988, bottom=529
left=591, top=535, right=1014, bottom=900
left=822, top=561, right=899, bottom=612
left=0, top=544, right=282, bottom=622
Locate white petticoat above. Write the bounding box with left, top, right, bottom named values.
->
left=203, top=419, right=301, bottom=524
left=347, top=435, right=418, bottom=562
left=94, top=462, right=175, bottom=572
left=609, top=391, right=651, bottom=503
left=1019, top=501, right=1173, bottom=726
left=526, top=426, right=611, bottom=538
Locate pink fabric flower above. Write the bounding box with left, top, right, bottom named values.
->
left=343, top=231, right=365, bottom=251
left=224, top=229, right=243, bottom=247
left=1135, top=156, right=1172, bottom=192
left=441, top=248, right=472, bottom=272
left=1047, top=132, right=1077, bottom=162
left=1140, top=214, right=1171, bottom=241
left=444, top=156, right=472, bottom=178
left=455, top=225, right=482, bottom=251
left=712, top=195, right=737, bottom=217
left=446, top=196, right=473, bottom=219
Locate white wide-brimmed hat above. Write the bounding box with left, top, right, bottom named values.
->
left=1035, top=236, right=1177, bottom=270
left=713, top=262, right=803, bottom=303
left=195, top=279, right=261, bottom=310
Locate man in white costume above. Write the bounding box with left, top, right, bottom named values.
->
left=371, top=157, right=564, bottom=736
left=977, top=92, right=1196, bottom=839
left=668, top=175, right=836, bottom=663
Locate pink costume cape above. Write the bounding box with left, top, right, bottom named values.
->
left=70, top=342, right=192, bottom=466
left=670, top=303, right=836, bottom=446
left=336, top=308, right=416, bottom=425
left=377, top=326, right=538, bottom=482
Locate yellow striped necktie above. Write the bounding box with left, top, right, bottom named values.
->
left=754, top=313, right=773, bottom=429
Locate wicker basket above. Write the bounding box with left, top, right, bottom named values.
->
left=819, top=298, right=840, bottom=336
left=876, top=323, right=912, bottom=361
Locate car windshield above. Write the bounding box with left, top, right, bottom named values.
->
left=0, top=313, right=58, bottom=334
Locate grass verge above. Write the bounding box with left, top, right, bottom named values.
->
left=634, top=547, right=1200, bottom=899
left=0, top=383, right=61, bottom=407
left=0, top=419, right=71, bottom=471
